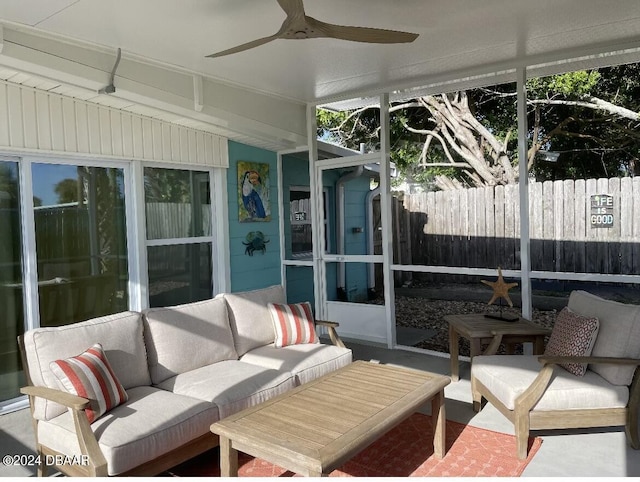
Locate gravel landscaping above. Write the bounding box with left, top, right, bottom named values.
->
left=388, top=280, right=640, bottom=356
left=364, top=280, right=569, bottom=356
left=392, top=294, right=558, bottom=356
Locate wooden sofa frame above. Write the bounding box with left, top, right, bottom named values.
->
left=471, top=352, right=640, bottom=460
left=18, top=319, right=344, bottom=477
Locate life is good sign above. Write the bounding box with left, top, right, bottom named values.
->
left=590, top=194, right=614, bottom=228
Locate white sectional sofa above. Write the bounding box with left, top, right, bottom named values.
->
left=19, top=285, right=352, bottom=476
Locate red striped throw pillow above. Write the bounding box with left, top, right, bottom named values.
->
left=50, top=343, right=128, bottom=423
left=268, top=302, right=319, bottom=348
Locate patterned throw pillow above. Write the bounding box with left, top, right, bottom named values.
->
left=268, top=302, right=319, bottom=348
left=50, top=343, right=128, bottom=423
left=544, top=307, right=600, bottom=376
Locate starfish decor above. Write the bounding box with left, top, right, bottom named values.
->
left=481, top=267, right=518, bottom=307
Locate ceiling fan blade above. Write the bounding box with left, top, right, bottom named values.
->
left=276, top=0, right=305, bottom=17
left=206, top=34, right=279, bottom=58
left=309, top=17, right=418, bottom=44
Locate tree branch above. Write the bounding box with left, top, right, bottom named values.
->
left=404, top=124, right=470, bottom=168
left=528, top=98, right=640, bottom=121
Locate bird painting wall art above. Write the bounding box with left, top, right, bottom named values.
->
left=238, top=161, right=271, bottom=222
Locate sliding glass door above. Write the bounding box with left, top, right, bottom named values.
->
left=31, top=163, right=129, bottom=327
left=0, top=160, right=24, bottom=402
left=0, top=158, right=224, bottom=412
left=1, top=159, right=130, bottom=408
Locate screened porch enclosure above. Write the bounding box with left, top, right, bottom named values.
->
left=295, top=58, right=640, bottom=354
left=0, top=16, right=639, bottom=414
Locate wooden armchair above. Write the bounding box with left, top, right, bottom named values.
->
left=470, top=290, right=640, bottom=460
left=471, top=354, right=640, bottom=459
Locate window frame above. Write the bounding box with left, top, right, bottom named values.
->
left=288, top=185, right=330, bottom=260
left=140, top=162, right=218, bottom=308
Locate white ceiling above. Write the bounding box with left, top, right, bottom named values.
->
left=1, top=0, right=640, bottom=106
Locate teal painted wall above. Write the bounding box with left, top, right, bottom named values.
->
left=284, top=265, right=315, bottom=304
left=343, top=177, right=370, bottom=256
left=227, top=141, right=280, bottom=292
left=335, top=173, right=372, bottom=302
left=227, top=142, right=372, bottom=301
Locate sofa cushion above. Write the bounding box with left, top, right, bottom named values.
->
left=143, top=297, right=238, bottom=384
left=50, top=343, right=128, bottom=423
left=155, top=360, right=295, bottom=419
left=544, top=307, right=599, bottom=377
left=22, top=311, right=151, bottom=421
left=472, top=355, right=629, bottom=411
left=241, top=343, right=353, bottom=385
left=37, top=386, right=218, bottom=476
left=268, top=301, right=319, bottom=348
left=568, top=290, right=640, bottom=385
left=223, top=285, right=285, bottom=356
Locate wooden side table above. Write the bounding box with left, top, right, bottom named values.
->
left=445, top=313, right=552, bottom=381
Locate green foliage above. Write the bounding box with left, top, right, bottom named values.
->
left=0, top=163, right=18, bottom=205
left=54, top=178, right=79, bottom=204
left=528, top=65, right=640, bottom=181
left=527, top=70, right=600, bottom=97
left=144, top=168, right=193, bottom=203
left=317, top=63, right=640, bottom=189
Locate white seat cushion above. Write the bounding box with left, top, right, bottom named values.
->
left=155, top=360, right=296, bottom=418
left=143, top=297, right=238, bottom=384
left=37, top=386, right=218, bottom=476
left=472, top=355, right=629, bottom=411
left=241, top=343, right=353, bottom=385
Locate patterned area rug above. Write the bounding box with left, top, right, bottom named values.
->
left=165, top=413, right=542, bottom=477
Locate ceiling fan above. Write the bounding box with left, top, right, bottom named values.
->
left=206, top=0, right=418, bottom=58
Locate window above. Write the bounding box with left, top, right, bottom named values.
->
left=289, top=187, right=329, bottom=259
left=144, top=167, right=213, bottom=307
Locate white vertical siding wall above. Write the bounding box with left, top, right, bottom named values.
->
left=0, top=81, right=229, bottom=167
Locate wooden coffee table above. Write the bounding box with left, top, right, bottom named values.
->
left=445, top=313, right=552, bottom=381
left=210, top=360, right=451, bottom=477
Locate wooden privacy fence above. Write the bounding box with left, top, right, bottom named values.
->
left=399, top=176, right=640, bottom=275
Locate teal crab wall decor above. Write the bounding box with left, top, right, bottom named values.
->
left=243, top=231, right=269, bottom=256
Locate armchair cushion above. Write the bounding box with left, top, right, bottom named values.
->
left=50, top=343, right=128, bottom=424
left=472, top=355, right=629, bottom=411
left=268, top=301, right=319, bottom=348
left=568, top=290, right=640, bottom=385
left=544, top=307, right=599, bottom=376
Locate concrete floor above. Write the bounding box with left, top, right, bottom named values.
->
left=1, top=340, right=639, bottom=478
